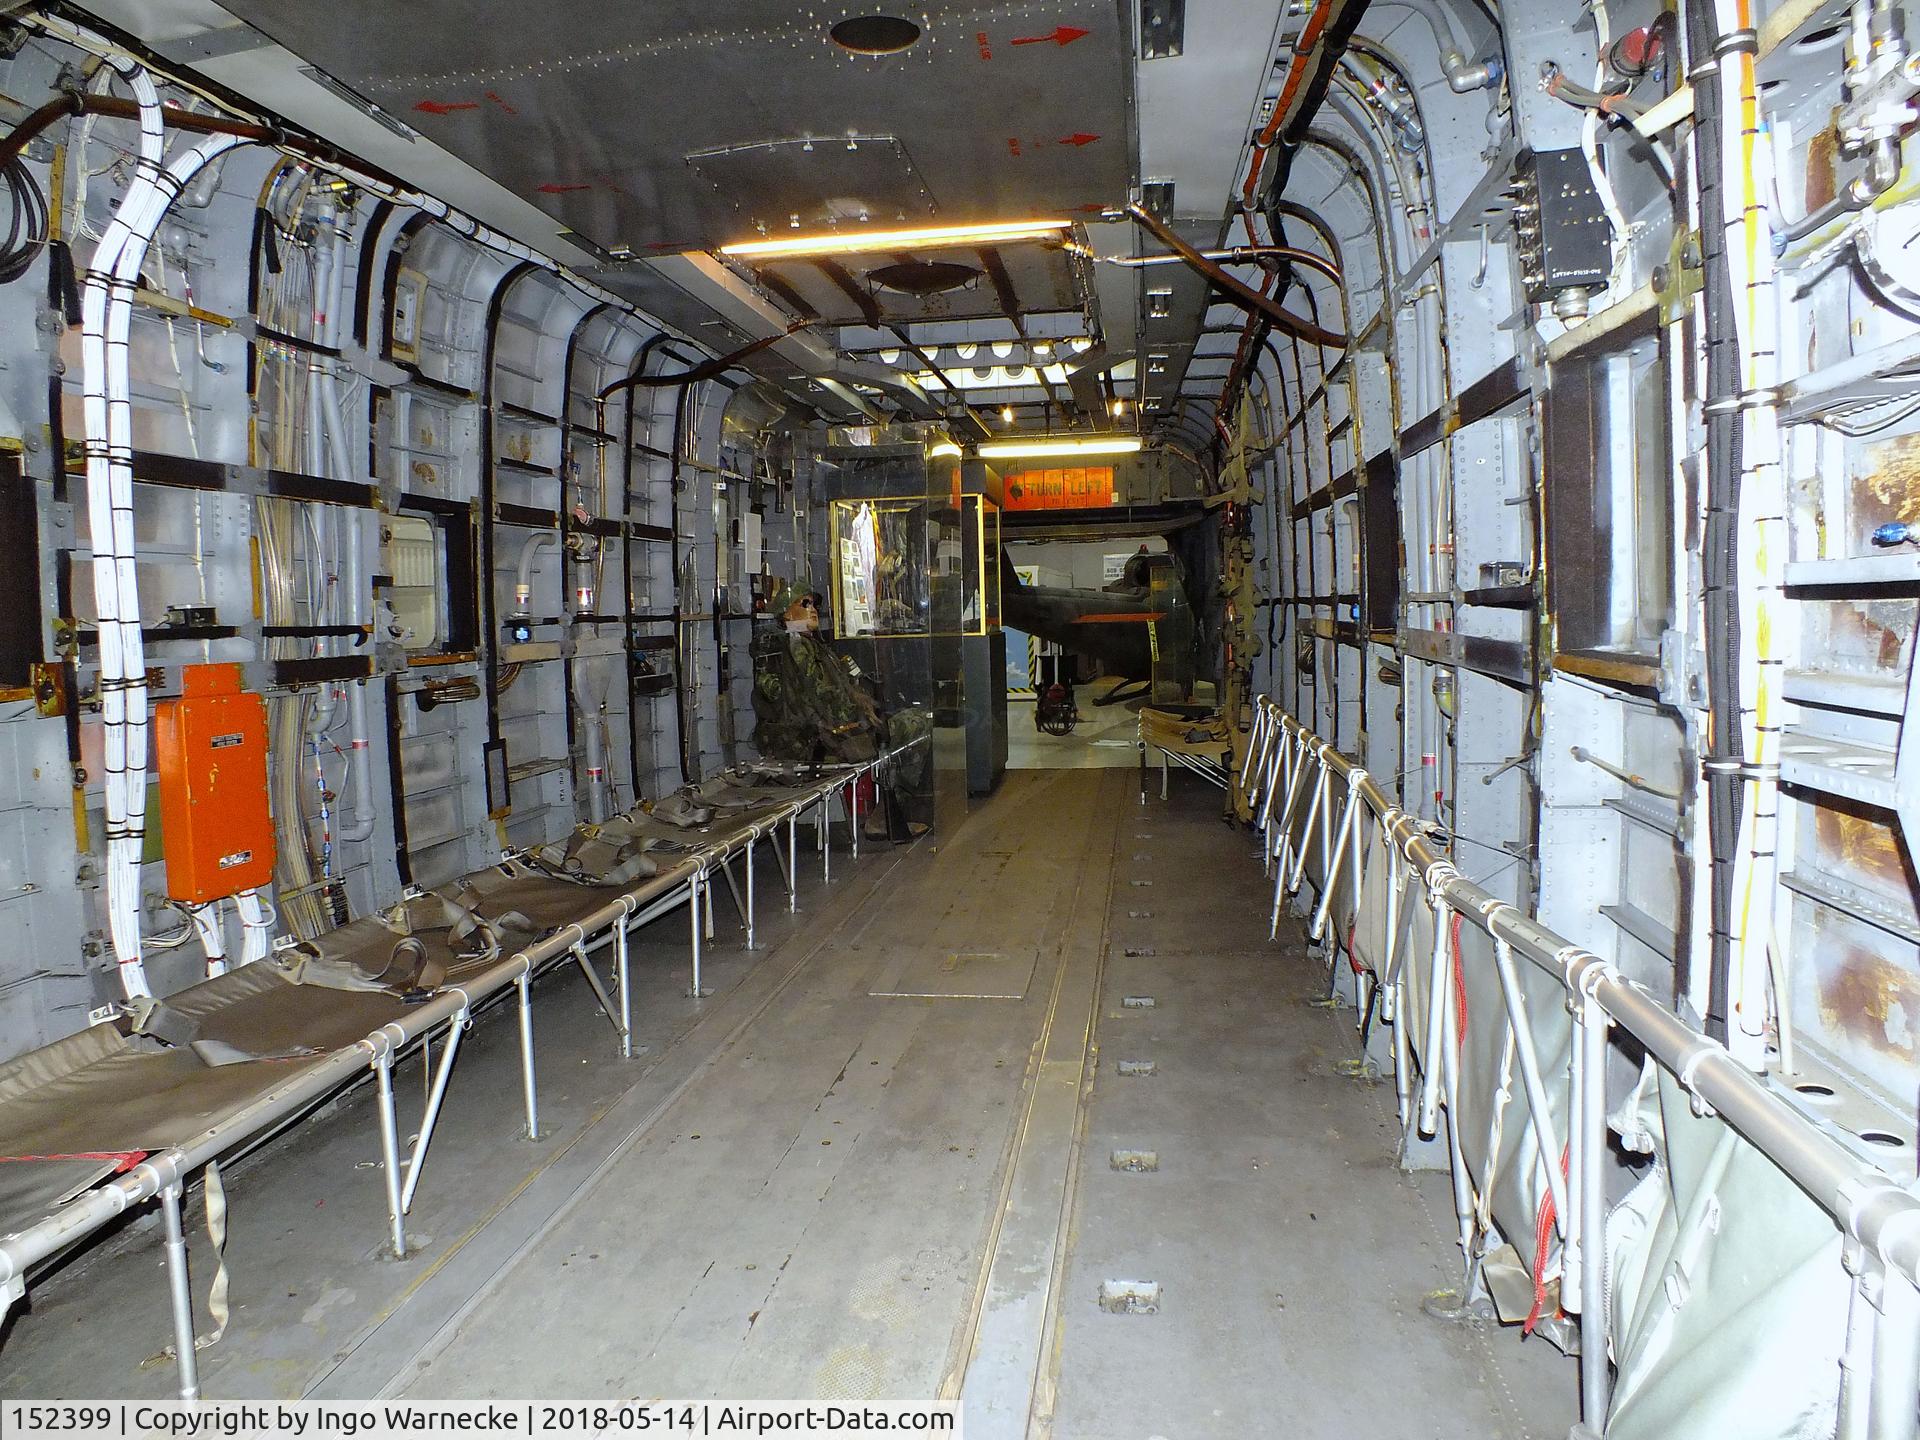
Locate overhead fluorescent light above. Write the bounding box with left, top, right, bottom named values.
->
left=977, top=436, right=1143, bottom=460
left=720, top=219, right=1072, bottom=259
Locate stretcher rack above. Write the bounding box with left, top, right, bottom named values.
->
left=1137, top=706, right=1234, bottom=801
left=1232, top=698, right=1920, bottom=1440
left=0, top=739, right=922, bottom=1402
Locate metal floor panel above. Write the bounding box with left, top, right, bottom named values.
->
left=385, top=769, right=1116, bottom=1401
left=1041, top=780, right=1578, bottom=1440
left=868, top=948, right=1041, bottom=999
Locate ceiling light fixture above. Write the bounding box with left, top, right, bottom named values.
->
left=977, top=436, right=1144, bottom=460
left=1001, top=405, right=1015, bottom=423
left=720, top=219, right=1072, bottom=260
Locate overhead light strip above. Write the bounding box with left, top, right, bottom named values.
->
left=720, top=220, right=1072, bottom=259
left=976, top=436, right=1143, bottom=460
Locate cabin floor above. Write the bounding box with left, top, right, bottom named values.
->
left=0, top=771, right=1573, bottom=1437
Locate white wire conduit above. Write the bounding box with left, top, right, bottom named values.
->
left=1239, top=699, right=1920, bottom=1440
left=79, top=53, right=163, bottom=1000
left=80, top=47, right=246, bottom=1000
left=188, top=902, right=227, bottom=979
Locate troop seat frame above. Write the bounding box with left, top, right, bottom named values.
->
left=0, top=740, right=923, bottom=1401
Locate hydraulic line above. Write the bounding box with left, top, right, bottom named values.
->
left=1710, top=0, right=1788, bottom=1068
left=1107, top=244, right=1343, bottom=287
left=1243, top=0, right=1337, bottom=211
left=1687, top=0, right=1743, bottom=1043
left=1124, top=203, right=1345, bottom=349
left=598, top=321, right=817, bottom=391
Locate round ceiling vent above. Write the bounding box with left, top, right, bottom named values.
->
left=830, top=15, right=923, bottom=54
left=867, top=259, right=981, bottom=296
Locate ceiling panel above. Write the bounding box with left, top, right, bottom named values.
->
left=210, top=0, right=1135, bottom=253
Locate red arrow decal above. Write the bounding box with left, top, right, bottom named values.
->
left=537, top=182, right=591, bottom=194
left=1057, top=132, right=1101, bottom=147
left=1072, top=202, right=1108, bottom=212
left=413, top=99, right=479, bottom=115
left=1012, top=25, right=1090, bottom=46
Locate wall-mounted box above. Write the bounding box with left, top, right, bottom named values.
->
left=154, top=663, right=275, bottom=902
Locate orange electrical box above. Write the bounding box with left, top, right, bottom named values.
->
left=154, top=662, right=276, bottom=903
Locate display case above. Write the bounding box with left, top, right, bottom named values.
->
left=818, top=432, right=1007, bottom=811
left=818, top=428, right=956, bottom=830
left=830, top=498, right=932, bottom=639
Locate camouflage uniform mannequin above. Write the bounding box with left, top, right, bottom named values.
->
left=751, top=588, right=884, bottom=763
left=750, top=588, right=931, bottom=809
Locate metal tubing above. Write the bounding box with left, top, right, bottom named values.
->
left=690, top=869, right=705, bottom=996
left=1382, top=847, right=1404, bottom=993
left=1310, top=779, right=1360, bottom=942
left=769, top=828, right=792, bottom=895
left=717, top=858, right=748, bottom=929
left=1868, top=1258, right=1920, bottom=1440
left=850, top=778, right=860, bottom=858
left=616, top=920, right=633, bottom=1059
left=516, top=971, right=539, bottom=1141
left=1254, top=715, right=1280, bottom=826
left=1268, top=844, right=1292, bottom=944
left=1437, top=935, right=1477, bottom=1263
left=1489, top=937, right=1570, bottom=1232
left=373, top=1046, right=407, bottom=1257
left=1418, top=897, right=1452, bottom=1136
left=1577, top=996, right=1611, bottom=1427
left=1267, top=733, right=1308, bottom=871
left=1391, top=972, right=1414, bottom=1131
left=160, top=1182, right=199, bottom=1403
left=1268, top=719, right=1295, bottom=830
left=788, top=812, right=799, bottom=912
left=744, top=837, right=757, bottom=949
left=1250, top=711, right=1920, bottom=1311
left=568, top=940, right=625, bottom=1041
left=1837, top=1255, right=1876, bottom=1440
left=822, top=794, right=831, bottom=883
left=1287, top=762, right=1328, bottom=899
left=1318, top=764, right=1333, bottom=888
left=399, top=1007, right=469, bottom=1214
left=1240, top=705, right=1269, bottom=813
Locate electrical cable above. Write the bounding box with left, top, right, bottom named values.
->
left=1688, top=0, right=1742, bottom=1042
left=0, top=156, right=49, bottom=285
